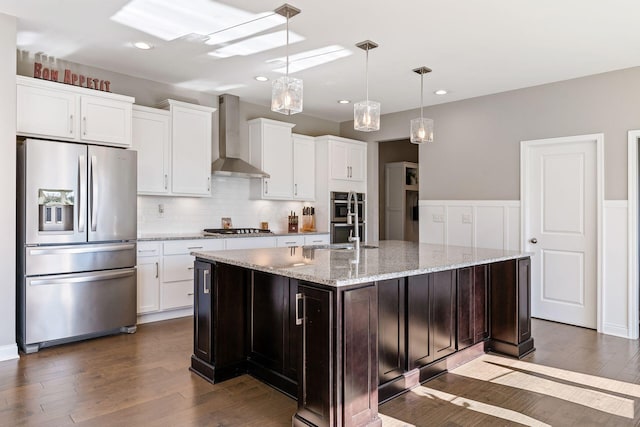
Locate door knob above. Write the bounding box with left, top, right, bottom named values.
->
left=529, top=238, right=538, bottom=244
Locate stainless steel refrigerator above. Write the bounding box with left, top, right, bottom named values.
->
left=17, top=138, right=137, bottom=353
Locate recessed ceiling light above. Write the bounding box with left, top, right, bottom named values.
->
left=255, top=76, right=269, bottom=82
left=434, top=89, right=448, bottom=95
left=133, top=41, right=153, bottom=50
left=338, top=99, right=350, bottom=104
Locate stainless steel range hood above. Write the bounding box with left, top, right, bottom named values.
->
left=211, top=94, right=270, bottom=178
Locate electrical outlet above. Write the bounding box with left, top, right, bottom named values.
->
left=432, top=214, right=445, bottom=223
left=158, top=204, right=164, bottom=218
left=462, top=213, right=473, bottom=224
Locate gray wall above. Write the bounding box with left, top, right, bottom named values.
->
left=340, top=66, right=640, bottom=201
left=0, top=13, right=16, bottom=355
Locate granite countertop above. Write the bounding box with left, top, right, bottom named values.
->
left=191, top=240, right=530, bottom=287
left=137, top=231, right=329, bottom=241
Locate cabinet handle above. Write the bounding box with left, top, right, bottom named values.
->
left=69, top=114, right=73, bottom=134
left=203, top=270, right=210, bottom=294
left=187, top=292, right=194, bottom=296
left=164, top=174, right=168, bottom=190
left=294, top=183, right=298, bottom=196
left=295, top=293, right=303, bottom=325
left=83, top=116, right=87, bottom=136
left=265, top=180, right=269, bottom=194
left=155, top=262, right=159, bottom=279
left=207, top=176, right=211, bottom=192
left=188, top=246, right=203, bottom=250
left=138, top=249, right=156, bottom=254
left=187, top=266, right=194, bottom=270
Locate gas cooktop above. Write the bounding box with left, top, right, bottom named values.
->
left=203, top=228, right=272, bottom=235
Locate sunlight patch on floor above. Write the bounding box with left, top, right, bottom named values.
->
left=410, top=385, right=551, bottom=427
left=452, top=354, right=635, bottom=419
left=378, top=413, right=416, bottom=426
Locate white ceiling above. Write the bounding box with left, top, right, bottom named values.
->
left=3, top=0, right=640, bottom=122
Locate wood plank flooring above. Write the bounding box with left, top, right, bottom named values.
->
left=1, top=317, right=640, bottom=426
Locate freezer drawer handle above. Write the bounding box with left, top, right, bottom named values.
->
left=29, top=243, right=136, bottom=256
left=30, top=268, right=135, bottom=286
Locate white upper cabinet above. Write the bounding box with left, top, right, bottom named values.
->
left=328, top=137, right=366, bottom=182
left=132, top=106, right=171, bottom=195
left=292, top=133, right=315, bottom=201
left=16, top=76, right=134, bottom=147
left=158, top=99, right=216, bottom=197
left=249, top=118, right=296, bottom=200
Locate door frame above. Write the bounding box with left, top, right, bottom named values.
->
left=520, top=133, right=604, bottom=332
left=627, top=130, right=640, bottom=339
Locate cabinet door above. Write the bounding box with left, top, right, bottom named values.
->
left=329, top=141, right=349, bottom=180
left=136, top=256, right=160, bottom=313
left=293, top=135, right=315, bottom=200
left=81, top=95, right=132, bottom=147
left=132, top=108, right=170, bottom=194
left=518, top=258, right=532, bottom=343
left=171, top=104, right=212, bottom=196
left=262, top=122, right=293, bottom=199
left=284, top=279, right=300, bottom=381
left=347, top=143, right=366, bottom=182
left=407, top=274, right=431, bottom=368
left=378, top=278, right=405, bottom=384
left=193, top=260, right=213, bottom=363
left=430, top=270, right=457, bottom=361
left=250, top=271, right=285, bottom=372
left=17, top=83, right=77, bottom=140
left=298, top=283, right=333, bottom=427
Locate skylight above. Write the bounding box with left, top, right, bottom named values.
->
left=208, top=31, right=303, bottom=58
left=111, top=0, right=283, bottom=42
left=268, top=45, right=351, bottom=73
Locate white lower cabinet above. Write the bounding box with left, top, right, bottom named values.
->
left=225, top=236, right=276, bottom=250
left=276, top=235, right=305, bottom=247
left=136, top=242, right=161, bottom=314
left=304, top=234, right=330, bottom=245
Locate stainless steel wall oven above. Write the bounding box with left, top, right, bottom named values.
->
left=330, top=191, right=365, bottom=244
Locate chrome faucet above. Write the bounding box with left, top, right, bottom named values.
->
left=346, top=190, right=360, bottom=251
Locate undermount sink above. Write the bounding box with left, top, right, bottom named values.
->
left=302, top=243, right=379, bottom=250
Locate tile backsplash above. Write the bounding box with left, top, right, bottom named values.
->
left=137, top=176, right=310, bottom=235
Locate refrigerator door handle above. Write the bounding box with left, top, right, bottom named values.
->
left=28, top=243, right=136, bottom=256
left=29, top=268, right=136, bottom=286
left=78, top=154, right=86, bottom=233
left=90, top=155, right=98, bottom=232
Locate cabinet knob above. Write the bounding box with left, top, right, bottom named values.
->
left=529, top=238, right=538, bottom=244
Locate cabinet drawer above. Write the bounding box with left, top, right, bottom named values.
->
left=161, top=280, right=194, bottom=310
left=163, top=239, right=224, bottom=255
left=137, top=242, right=161, bottom=257
left=304, top=234, right=330, bottom=245
left=163, top=254, right=194, bottom=282
left=276, top=235, right=305, bottom=247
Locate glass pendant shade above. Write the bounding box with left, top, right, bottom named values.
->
left=410, top=66, right=434, bottom=144
left=410, top=117, right=434, bottom=143
left=271, top=76, right=303, bottom=115
left=354, top=100, right=380, bottom=131
left=271, top=4, right=302, bottom=115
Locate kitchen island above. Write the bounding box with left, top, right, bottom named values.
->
left=190, top=241, right=533, bottom=427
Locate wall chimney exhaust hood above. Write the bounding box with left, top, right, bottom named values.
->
left=211, top=94, right=270, bottom=178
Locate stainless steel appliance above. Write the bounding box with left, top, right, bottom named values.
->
left=330, top=191, right=365, bottom=244
left=17, top=138, right=137, bottom=353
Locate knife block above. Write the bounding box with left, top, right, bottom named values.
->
left=288, top=215, right=298, bottom=233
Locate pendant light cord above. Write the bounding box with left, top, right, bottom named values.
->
left=365, top=46, right=369, bottom=102
left=285, top=12, right=289, bottom=78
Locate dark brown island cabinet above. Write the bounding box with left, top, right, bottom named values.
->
left=190, top=244, right=533, bottom=427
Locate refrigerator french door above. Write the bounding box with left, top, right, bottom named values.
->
left=17, top=138, right=137, bottom=353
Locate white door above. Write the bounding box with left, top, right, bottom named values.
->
left=521, top=134, right=602, bottom=329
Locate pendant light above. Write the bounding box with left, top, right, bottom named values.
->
left=354, top=40, right=380, bottom=132
left=271, top=4, right=302, bottom=115
left=410, top=66, right=434, bottom=144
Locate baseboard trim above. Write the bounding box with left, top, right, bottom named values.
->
left=0, top=343, right=19, bottom=361
left=602, top=322, right=630, bottom=338
left=137, top=307, right=193, bottom=324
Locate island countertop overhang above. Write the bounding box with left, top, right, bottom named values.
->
left=192, top=240, right=530, bottom=287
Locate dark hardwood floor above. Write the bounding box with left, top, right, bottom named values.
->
left=2, top=317, right=640, bottom=426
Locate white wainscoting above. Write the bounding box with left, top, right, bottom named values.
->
left=418, top=199, right=633, bottom=339
left=0, top=344, right=18, bottom=362
left=419, top=200, right=520, bottom=251
left=602, top=200, right=630, bottom=338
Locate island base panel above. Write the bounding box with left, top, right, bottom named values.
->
left=489, top=337, right=535, bottom=359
